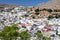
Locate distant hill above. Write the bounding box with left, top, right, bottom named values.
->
left=0, top=3, right=20, bottom=10
left=34, top=0, right=60, bottom=9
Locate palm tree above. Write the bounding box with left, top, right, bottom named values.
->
left=19, top=31, right=31, bottom=40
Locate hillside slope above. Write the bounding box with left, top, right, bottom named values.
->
left=35, top=0, right=60, bottom=9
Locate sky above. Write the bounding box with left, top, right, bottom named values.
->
left=0, top=0, right=49, bottom=6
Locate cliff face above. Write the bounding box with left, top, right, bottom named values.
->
left=34, top=0, right=60, bottom=9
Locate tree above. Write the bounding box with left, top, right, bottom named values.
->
left=54, top=10, right=58, bottom=12
left=42, top=8, right=47, bottom=11
left=8, top=30, right=19, bottom=40
left=32, top=15, right=35, bottom=19
left=0, top=26, right=11, bottom=40
left=22, top=26, right=26, bottom=28
left=0, top=24, right=19, bottom=40
left=19, top=31, right=31, bottom=40
left=43, top=36, right=51, bottom=40
left=50, top=34, right=55, bottom=37
left=55, top=15, right=60, bottom=18
left=11, top=12, right=14, bottom=14
left=47, top=15, right=54, bottom=20
left=9, top=24, right=19, bottom=40
left=35, top=9, right=40, bottom=12
left=0, top=32, right=6, bottom=40
left=0, top=10, right=4, bottom=12
left=54, top=10, right=60, bottom=12
left=24, top=14, right=29, bottom=17
left=11, top=24, right=18, bottom=30
left=3, top=26, right=11, bottom=32
left=35, top=13, right=39, bottom=15
left=47, top=9, right=52, bottom=13
left=58, top=34, right=60, bottom=36
left=32, top=24, right=37, bottom=28
left=35, top=30, right=43, bottom=40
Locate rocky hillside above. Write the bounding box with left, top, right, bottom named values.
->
left=0, top=0, right=60, bottom=11
left=34, top=0, right=60, bottom=9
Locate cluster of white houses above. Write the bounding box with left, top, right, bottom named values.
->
left=0, top=6, right=60, bottom=40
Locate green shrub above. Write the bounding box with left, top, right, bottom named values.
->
left=35, top=9, right=40, bottom=12
left=47, top=15, right=54, bottom=20
left=47, top=9, right=52, bottom=13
